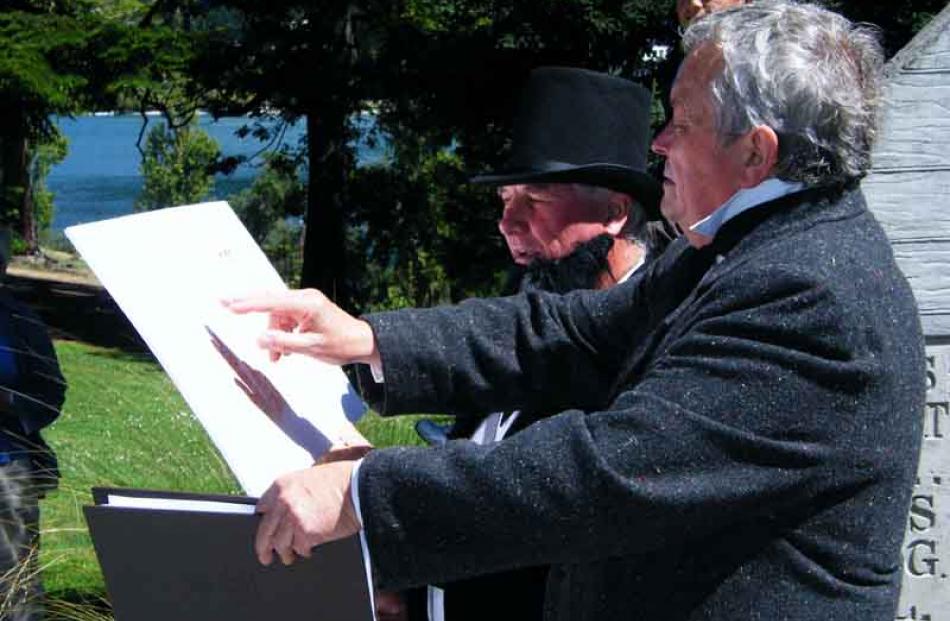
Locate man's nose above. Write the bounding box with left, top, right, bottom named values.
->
left=651, top=123, right=672, bottom=156
left=498, top=200, right=529, bottom=235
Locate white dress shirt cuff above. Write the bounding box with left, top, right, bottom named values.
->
left=369, top=361, right=385, bottom=383
left=350, top=458, right=377, bottom=619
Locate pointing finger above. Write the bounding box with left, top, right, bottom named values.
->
left=222, top=291, right=289, bottom=314
left=225, top=290, right=326, bottom=317
left=258, top=331, right=326, bottom=357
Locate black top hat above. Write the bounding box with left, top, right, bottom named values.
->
left=471, top=66, right=662, bottom=219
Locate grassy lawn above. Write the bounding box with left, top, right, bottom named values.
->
left=40, top=340, right=426, bottom=617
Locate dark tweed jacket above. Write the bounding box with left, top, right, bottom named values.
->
left=355, top=187, right=925, bottom=620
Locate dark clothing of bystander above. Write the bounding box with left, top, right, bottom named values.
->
left=0, top=289, right=65, bottom=621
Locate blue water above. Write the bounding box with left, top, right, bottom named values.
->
left=47, top=113, right=385, bottom=231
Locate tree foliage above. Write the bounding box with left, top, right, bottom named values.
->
left=347, top=149, right=509, bottom=309
left=180, top=0, right=949, bottom=312
left=135, top=119, right=219, bottom=211
left=185, top=0, right=682, bottom=309
left=187, top=0, right=403, bottom=305
left=0, top=0, right=213, bottom=249
left=3, top=0, right=946, bottom=301
left=828, top=1, right=948, bottom=58
left=230, top=153, right=305, bottom=242
left=29, top=128, right=68, bottom=235
left=229, top=152, right=307, bottom=284
left=0, top=3, right=95, bottom=249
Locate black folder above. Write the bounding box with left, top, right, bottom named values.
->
left=83, top=487, right=373, bottom=621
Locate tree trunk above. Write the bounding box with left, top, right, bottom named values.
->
left=18, top=136, right=37, bottom=254
left=0, top=120, right=36, bottom=253
left=299, top=106, right=351, bottom=308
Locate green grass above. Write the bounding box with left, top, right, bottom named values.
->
left=39, top=339, right=427, bottom=614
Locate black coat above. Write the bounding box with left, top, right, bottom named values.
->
left=356, top=187, right=925, bottom=620
left=413, top=408, right=551, bottom=621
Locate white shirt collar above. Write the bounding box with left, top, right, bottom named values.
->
left=689, top=178, right=805, bottom=238
left=616, top=253, right=645, bottom=284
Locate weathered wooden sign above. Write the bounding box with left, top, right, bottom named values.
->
left=863, top=6, right=950, bottom=620
left=893, top=348, right=950, bottom=621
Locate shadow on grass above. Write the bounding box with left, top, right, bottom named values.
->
left=4, top=274, right=147, bottom=354
left=47, top=588, right=113, bottom=621
left=83, top=348, right=155, bottom=364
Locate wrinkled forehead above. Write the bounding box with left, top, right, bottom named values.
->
left=497, top=183, right=578, bottom=199
left=670, top=43, right=724, bottom=115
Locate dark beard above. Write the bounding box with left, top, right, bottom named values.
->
left=518, top=234, right=615, bottom=294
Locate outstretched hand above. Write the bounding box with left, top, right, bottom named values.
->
left=224, top=289, right=380, bottom=368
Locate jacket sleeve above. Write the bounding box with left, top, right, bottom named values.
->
left=356, top=262, right=917, bottom=589
left=358, top=285, right=635, bottom=417
left=355, top=239, right=708, bottom=417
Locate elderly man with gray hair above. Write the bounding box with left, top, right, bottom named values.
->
left=228, top=2, right=925, bottom=619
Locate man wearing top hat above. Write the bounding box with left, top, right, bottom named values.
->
left=399, top=66, right=667, bottom=621
left=474, top=66, right=668, bottom=293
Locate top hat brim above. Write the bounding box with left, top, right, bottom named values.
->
left=471, top=161, right=662, bottom=221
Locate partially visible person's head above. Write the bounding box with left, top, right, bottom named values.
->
left=652, top=0, right=884, bottom=243
left=496, top=181, right=658, bottom=291
left=472, top=66, right=665, bottom=274
left=497, top=182, right=643, bottom=265
left=676, top=0, right=747, bottom=27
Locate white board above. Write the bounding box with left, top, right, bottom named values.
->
left=66, top=202, right=365, bottom=496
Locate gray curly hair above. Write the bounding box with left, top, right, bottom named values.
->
left=682, top=0, right=885, bottom=185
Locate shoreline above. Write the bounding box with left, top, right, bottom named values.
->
left=7, top=251, right=100, bottom=288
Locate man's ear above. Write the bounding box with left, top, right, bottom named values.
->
left=604, top=193, right=631, bottom=236
left=740, top=125, right=779, bottom=188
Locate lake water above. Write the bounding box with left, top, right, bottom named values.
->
left=47, top=113, right=385, bottom=231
